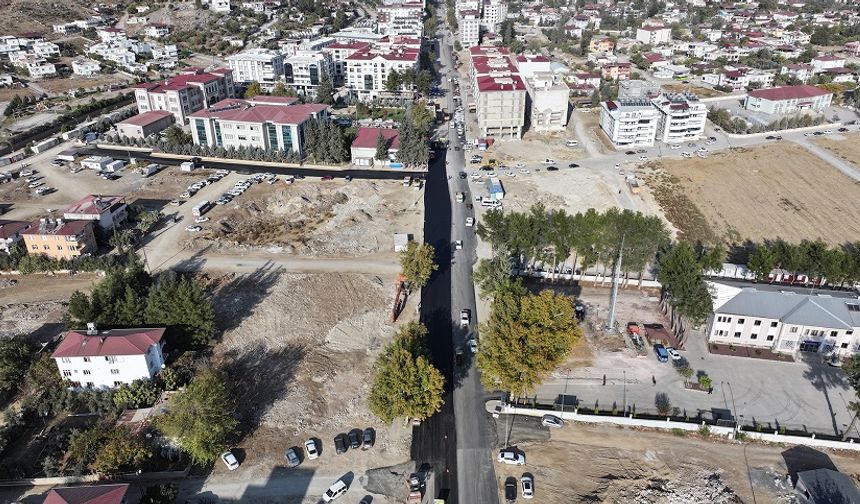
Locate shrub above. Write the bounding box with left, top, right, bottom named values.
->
left=671, top=428, right=687, bottom=437
left=698, top=425, right=711, bottom=438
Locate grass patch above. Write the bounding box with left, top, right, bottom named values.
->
left=643, top=166, right=719, bottom=244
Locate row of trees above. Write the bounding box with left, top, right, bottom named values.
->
left=303, top=118, right=351, bottom=164
left=102, top=133, right=305, bottom=164
left=656, top=241, right=719, bottom=326
left=707, top=107, right=826, bottom=135
left=396, top=105, right=432, bottom=167
left=745, top=239, right=860, bottom=287
left=384, top=68, right=435, bottom=96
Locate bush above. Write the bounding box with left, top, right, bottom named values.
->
left=113, top=379, right=162, bottom=409
left=698, top=425, right=711, bottom=437
left=671, top=428, right=687, bottom=437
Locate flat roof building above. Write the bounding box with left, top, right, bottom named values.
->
left=115, top=110, right=174, bottom=139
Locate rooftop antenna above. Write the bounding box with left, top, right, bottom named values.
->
left=605, top=234, right=624, bottom=333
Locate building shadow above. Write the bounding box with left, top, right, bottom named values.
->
left=782, top=445, right=838, bottom=486
left=800, top=352, right=849, bottom=437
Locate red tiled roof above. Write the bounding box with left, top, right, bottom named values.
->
left=638, top=25, right=668, bottom=31
left=515, top=54, right=549, bottom=63
left=63, top=195, right=125, bottom=217
left=22, top=219, right=92, bottom=237
left=476, top=74, right=526, bottom=92
left=52, top=328, right=166, bottom=359
left=133, top=71, right=226, bottom=93
left=346, top=46, right=420, bottom=62
left=325, top=41, right=370, bottom=50
left=748, top=85, right=831, bottom=101
left=351, top=127, right=400, bottom=150
left=0, top=220, right=30, bottom=239
left=247, top=96, right=300, bottom=105
left=472, top=56, right=518, bottom=74
left=814, top=55, right=843, bottom=61
left=190, top=99, right=327, bottom=124
left=43, top=484, right=129, bottom=504
left=469, top=46, right=510, bottom=57
left=117, top=110, right=173, bottom=127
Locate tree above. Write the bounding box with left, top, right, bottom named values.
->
left=477, top=289, right=581, bottom=397
left=115, top=285, right=145, bottom=326
left=0, top=338, right=33, bottom=395
left=655, top=392, right=672, bottom=416
left=315, top=72, right=334, bottom=105
left=164, top=125, right=192, bottom=146
left=399, top=241, right=437, bottom=289
left=333, top=10, right=347, bottom=30
left=657, top=242, right=713, bottom=326
left=385, top=70, right=402, bottom=92
left=369, top=322, right=444, bottom=423
left=271, top=83, right=295, bottom=97
left=415, top=70, right=433, bottom=96
left=144, top=274, right=216, bottom=347
left=676, top=364, right=694, bottom=384
left=140, top=484, right=178, bottom=504
left=92, top=426, right=153, bottom=474
left=244, top=81, right=263, bottom=99
left=698, top=374, right=712, bottom=390
left=747, top=245, right=776, bottom=281
left=114, top=379, right=161, bottom=409
left=154, top=368, right=238, bottom=464
left=473, top=255, right=514, bottom=299
left=843, top=355, right=860, bottom=391
left=374, top=132, right=389, bottom=160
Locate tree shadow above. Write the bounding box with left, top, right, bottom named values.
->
left=801, top=352, right=850, bottom=437
left=209, top=262, right=283, bottom=334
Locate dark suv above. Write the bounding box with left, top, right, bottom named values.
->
left=334, top=433, right=348, bottom=454
left=505, top=477, right=517, bottom=502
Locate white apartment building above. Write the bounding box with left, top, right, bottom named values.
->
left=345, top=45, right=420, bottom=101
left=707, top=283, right=860, bottom=358
left=459, top=9, right=481, bottom=48
left=144, top=24, right=170, bottom=38
left=134, top=68, right=235, bottom=123
left=52, top=326, right=166, bottom=389
left=151, top=44, right=178, bottom=61
left=284, top=50, right=334, bottom=94
left=513, top=54, right=551, bottom=80
left=211, top=0, right=231, bottom=12
left=324, top=41, right=369, bottom=85
left=481, top=0, right=507, bottom=31
left=0, top=36, right=21, bottom=54
left=27, top=60, right=58, bottom=79
left=635, top=25, right=672, bottom=46
left=32, top=41, right=60, bottom=58
left=599, top=99, right=660, bottom=148
left=227, top=48, right=285, bottom=90
left=811, top=55, right=845, bottom=73
left=651, top=92, right=706, bottom=143
left=189, top=97, right=328, bottom=157
left=72, top=59, right=102, bottom=76
left=744, top=85, right=833, bottom=115
left=527, top=72, right=569, bottom=132
left=377, top=2, right=424, bottom=37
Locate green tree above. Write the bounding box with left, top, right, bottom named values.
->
left=144, top=274, right=216, bottom=347
left=374, top=132, right=389, bottom=160
left=399, top=241, right=437, bottom=289
left=843, top=355, right=860, bottom=391
left=154, top=368, right=237, bottom=464
left=676, top=364, right=694, bottom=384
left=414, top=70, right=433, bottom=96
left=333, top=10, right=347, bottom=30
left=657, top=242, right=713, bottom=326
left=477, top=289, right=581, bottom=396
left=0, top=338, right=33, bottom=395
left=385, top=70, right=402, bottom=92
left=115, top=285, right=145, bottom=326
left=271, top=82, right=294, bottom=97
left=655, top=392, right=672, bottom=416
left=369, top=322, right=444, bottom=423
left=140, top=484, right=178, bottom=504
left=747, top=245, right=776, bottom=281
left=164, top=125, right=192, bottom=146
left=315, top=72, right=334, bottom=105
left=473, top=255, right=513, bottom=299
left=244, top=81, right=263, bottom=98
left=114, top=379, right=161, bottom=409
left=92, top=426, right=152, bottom=474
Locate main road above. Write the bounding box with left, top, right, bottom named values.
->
left=410, top=8, right=500, bottom=504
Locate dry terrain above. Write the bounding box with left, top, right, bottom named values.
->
left=0, top=0, right=93, bottom=33
left=495, top=422, right=860, bottom=504
left=491, top=134, right=585, bottom=164
left=641, top=144, right=860, bottom=245
left=35, top=75, right=133, bottom=95
left=662, top=82, right=729, bottom=98
left=199, top=270, right=414, bottom=482
left=0, top=86, right=35, bottom=103
left=812, top=133, right=860, bottom=169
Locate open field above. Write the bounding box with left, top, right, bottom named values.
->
left=812, top=132, right=860, bottom=169
left=0, top=86, right=35, bottom=103
left=36, top=75, right=133, bottom=95
left=641, top=144, right=860, bottom=245
left=0, top=0, right=93, bottom=34
left=491, top=135, right=586, bottom=165
left=495, top=421, right=860, bottom=504
left=662, top=82, right=729, bottom=98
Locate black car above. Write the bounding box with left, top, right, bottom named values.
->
left=459, top=172, right=467, bottom=179
left=334, top=433, right=348, bottom=454
left=505, top=477, right=517, bottom=503
left=765, top=135, right=776, bottom=140
left=454, top=146, right=460, bottom=151
left=348, top=429, right=362, bottom=449
left=362, top=428, right=375, bottom=450
left=839, top=127, right=849, bottom=132
left=546, top=166, right=559, bottom=171
left=625, top=150, right=636, bottom=155
left=568, top=163, right=579, bottom=168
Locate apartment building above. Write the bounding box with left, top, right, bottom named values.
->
left=599, top=99, right=660, bottom=148
left=601, top=62, right=632, bottom=80
left=227, top=48, right=285, bottom=90
left=52, top=326, right=166, bottom=389
left=26, top=60, right=57, bottom=79
left=635, top=25, right=672, bottom=46
left=284, top=50, right=334, bottom=94
left=345, top=44, right=420, bottom=101
left=481, top=0, right=507, bottom=31
left=32, top=41, right=60, bottom=58
left=469, top=47, right=526, bottom=140
left=22, top=218, right=97, bottom=260
left=811, top=54, right=846, bottom=73
left=702, top=67, right=774, bottom=92
left=514, top=54, right=551, bottom=79
left=527, top=72, right=570, bottom=132
left=589, top=35, right=615, bottom=53
left=189, top=97, right=328, bottom=157
left=781, top=63, right=814, bottom=83
left=743, top=85, right=833, bottom=115
left=134, top=68, right=235, bottom=123
left=72, top=59, right=101, bottom=76
left=324, top=41, right=369, bottom=85
left=707, top=283, right=860, bottom=358
left=459, top=10, right=481, bottom=48
left=651, top=92, right=706, bottom=143
left=63, top=194, right=128, bottom=230
left=377, top=2, right=424, bottom=37
left=0, top=220, right=30, bottom=254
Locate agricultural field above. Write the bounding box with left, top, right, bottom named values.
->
left=812, top=132, right=860, bottom=170
left=640, top=144, right=860, bottom=245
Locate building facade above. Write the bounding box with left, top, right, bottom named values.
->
left=134, top=68, right=235, bottom=123
left=345, top=44, right=420, bottom=102
left=651, top=92, right=707, bottom=143
left=351, top=127, right=399, bottom=167
left=0, top=220, right=30, bottom=254
left=636, top=26, right=672, bottom=45
left=284, top=50, right=334, bottom=94
left=115, top=110, right=175, bottom=139
left=599, top=100, right=660, bottom=148
left=63, top=194, right=128, bottom=230
left=22, top=218, right=97, bottom=260
left=459, top=10, right=481, bottom=48
left=527, top=72, right=569, bottom=132
left=227, top=48, right=285, bottom=89
left=470, top=46, right=526, bottom=140
left=743, top=85, right=833, bottom=114
left=52, top=327, right=166, bottom=389
left=377, top=2, right=424, bottom=37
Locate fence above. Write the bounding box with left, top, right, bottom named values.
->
left=0, top=466, right=190, bottom=488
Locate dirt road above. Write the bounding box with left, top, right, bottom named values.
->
left=166, top=249, right=402, bottom=275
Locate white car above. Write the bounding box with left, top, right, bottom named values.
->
left=322, top=479, right=348, bottom=502
left=638, top=156, right=649, bottom=161
left=195, top=216, right=210, bottom=223
left=304, top=439, right=319, bottom=460
left=28, top=181, right=44, bottom=188
left=541, top=158, right=555, bottom=164
left=667, top=347, right=682, bottom=361
left=824, top=130, right=833, bottom=135
left=497, top=450, right=525, bottom=466
left=698, top=147, right=709, bottom=153
left=221, top=451, right=240, bottom=470
left=465, top=217, right=474, bottom=227
left=185, top=225, right=202, bottom=232
left=170, top=199, right=183, bottom=206
left=669, top=144, right=681, bottom=150
left=454, top=240, right=463, bottom=250
left=460, top=309, right=470, bottom=327
left=514, top=162, right=526, bottom=168
left=518, top=168, right=530, bottom=175
left=504, top=170, right=515, bottom=177
left=521, top=475, right=534, bottom=499
left=467, top=338, right=478, bottom=353
left=566, top=139, right=578, bottom=147
left=681, top=152, right=692, bottom=158
left=541, top=414, right=564, bottom=428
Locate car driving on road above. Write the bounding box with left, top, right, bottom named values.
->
left=460, top=309, right=470, bottom=327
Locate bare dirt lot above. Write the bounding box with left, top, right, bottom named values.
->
left=641, top=144, right=860, bottom=245
left=812, top=132, right=860, bottom=169
left=200, top=270, right=414, bottom=482
left=190, top=178, right=424, bottom=257
left=495, top=421, right=860, bottom=504
left=491, top=135, right=586, bottom=165
left=36, top=75, right=133, bottom=95
left=662, top=82, right=729, bottom=99
left=0, top=0, right=92, bottom=33
left=0, top=273, right=100, bottom=340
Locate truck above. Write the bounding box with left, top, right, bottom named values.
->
left=455, top=191, right=464, bottom=203
left=140, top=163, right=162, bottom=177
left=192, top=200, right=211, bottom=217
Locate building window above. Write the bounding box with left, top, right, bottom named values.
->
left=750, top=334, right=758, bottom=340
left=114, top=381, right=123, bottom=386
left=282, top=125, right=293, bottom=151
left=110, top=369, right=120, bottom=375
left=737, top=318, right=745, bottom=324
left=86, top=382, right=94, bottom=388
left=214, top=121, right=223, bottom=146
left=83, top=357, right=90, bottom=362
left=83, top=370, right=91, bottom=375
left=734, top=332, right=741, bottom=338
left=106, top=356, right=117, bottom=363
left=195, top=119, right=208, bottom=146
left=62, top=370, right=72, bottom=377
left=754, top=320, right=761, bottom=326
left=831, top=331, right=838, bottom=337
left=61, top=357, right=71, bottom=363
left=842, top=342, right=849, bottom=349
left=771, top=321, right=778, bottom=327
left=790, top=326, right=798, bottom=333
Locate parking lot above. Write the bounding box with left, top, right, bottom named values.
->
left=530, top=285, right=860, bottom=437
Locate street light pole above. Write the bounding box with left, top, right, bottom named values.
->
left=623, top=370, right=627, bottom=414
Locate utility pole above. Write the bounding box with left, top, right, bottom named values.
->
left=605, top=234, right=624, bottom=332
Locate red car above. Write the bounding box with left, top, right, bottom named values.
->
left=321, top=175, right=334, bottom=181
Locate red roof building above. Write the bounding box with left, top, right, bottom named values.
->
left=133, top=68, right=235, bottom=124
left=115, top=110, right=175, bottom=140
left=63, top=195, right=128, bottom=230
left=350, top=127, right=400, bottom=167
left=744, top=85, right=833, bottom=114
left=43, top=484, right=129, bottom=504
left=0, top=220, right=30, bottom=253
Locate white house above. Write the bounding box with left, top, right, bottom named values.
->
left=636, top=25, right=672, bottom=46
left=599, top=99, right=660, bottom=148
left=72, top=59, right=102, bottom=76
left=52, top=326, right=167, bottom=389
left=27, top=60, right=57, bottom=79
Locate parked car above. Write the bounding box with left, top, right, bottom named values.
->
left=653, top=344, right=669, bottom=363
left=321, top=175, right=334, bottom=181
left=465, top=217, right=474, bottom=227
left=362, top=428, right=374, bottom=450
left=304, top=439, right=319, bottom=460
left=541, top=414, right=564, bottom=429
left=195, top=216, right=210, bottom=223
left=505, top=478, right=517, bottom=503
left=638, top=156, right=649, bottom=161
left=568, top=163, right=579, bottom=168
left=322, top=479, right=348, bottom=502
left=348, top=429, right=361, bottom=449
left=521, top=475, right=534, bottom=499
left=460, top=309, right=470, bottom=327
left=467, top=337, right=478, bottom=353
left=546, top=166, right=559, bottom=171
left=498, top=450, right=525, bottom=466
left=284, top=447, right=300, bottom=467
left=454, top=240, right=463, bottom=250
left=667, top=347, right=682, bottom=361
left=185, top=225, right=202, bottom=232
left=541, top=158, right=555, bottom=164
left=221, top=451, right=240, bottom=470
left=334, top=433, right=348, bottom=454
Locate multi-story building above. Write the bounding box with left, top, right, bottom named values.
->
left=116, top=110, right=175, bottom=139
left=345, top=44, right=421, bottom=101
left=811, top=54, right=846, bottom=73
left=481, top=0, right=507, bottom=31
left=22, top=218, right=97, bottom=260
left=600, top=62, right=632, bottom=81
left=589, top=35, right=615, bottom=53
left=702, top=66, right=774, bottom=92
left=527, top=72, right=569, bottom=132
left=284, top=50, right=334, bottom=94
left=651, top=92, right=707, bottom=144
left=63, top=194, right=128, bottom=230
left=470, top=47, right=526, bottom=140
left=599, top=99, right=660, bottom=148
left=635, top=25, right=672, bottom=46
left=144, top=23, right=170, bottom=39
left=514, top=54, right=551, bottom=79
left=377, top=2, right=424, bottom=37
left=781, top=63, right=814, bottom=83
left=72, top=59, right=101, bottom=76
left=707, top=283, right=860, bottom=358
left=227, top=48, right=285, bottom=90
left=26, top=60, right=57, bottom=79
left=743, top=85, right=833, bottom=115
left=459, top=10, right=481, bottom=48
left=189, top=97, right=328, bottom=157
left=32, top=41, right=60, bottom=58
left=134, top=68, right=235, bottom=123
left=52, top=325, right=166, bottom=389
left=324, top=41, right=369, bottom=85
left=0, top=220, right=31, bottom=254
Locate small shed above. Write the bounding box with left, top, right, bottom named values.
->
left=393, top=233, right=412, bottom=252
left=487, top=177, right=505, bottom=201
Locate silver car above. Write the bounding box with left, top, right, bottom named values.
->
left=541, top=414, right=564, bottom=429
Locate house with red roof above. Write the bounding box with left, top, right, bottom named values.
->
left=0, top=220, right=31, bottom=254
left=744, top=85, right=833, bottom=115
left=43, top=484, right=129, bottom=504
left=133, top=68, right=235, bottom=124
left=53, top=325, right=166, bottom=389
left=351, top=127, right=400, bottom=167
left=63, top=195, right=128, bottom=231
left=115, top=110, right=175, bottom=140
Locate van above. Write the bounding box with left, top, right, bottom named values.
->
left=653, top=344, right=669, bottom=362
